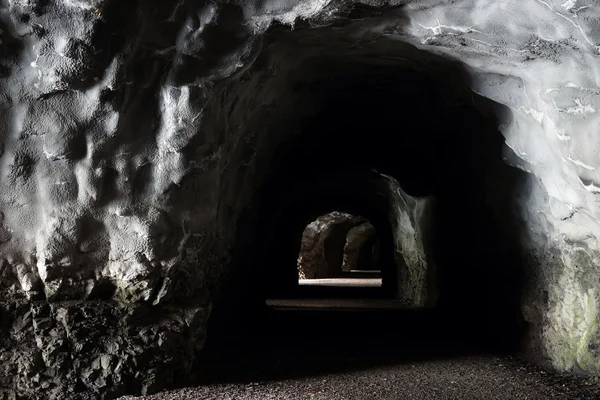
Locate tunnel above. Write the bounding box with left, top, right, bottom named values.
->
left=296, top=211, right=381, bottom=281
left=3, top=1, right=600, bottom=398
left=204, top=32, right=528, bottom=368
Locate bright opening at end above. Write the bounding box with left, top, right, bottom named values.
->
left=297, top=211, right=382, bottom=288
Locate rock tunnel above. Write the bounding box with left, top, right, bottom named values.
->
left=1, top=0, right=600, bottom=398
left=296, top=211, right=381, bottom=281
left=213, top=39, right=524, bottom=352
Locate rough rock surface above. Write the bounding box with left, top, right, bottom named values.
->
left=0, top=300, right=209, bottom=399
left=0, top=0, right=600, bottom=398
left=297, top=212, right=366, bottom=279
left=383, top=175, right=437, bottom=307
left=342, top=221, right=377, bottom=272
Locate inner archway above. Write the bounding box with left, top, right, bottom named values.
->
left=296, top=211, right=381, bottom=285
left=260, top=170, right=401, bottom=301
left=204, top=29, right=528, bottom=374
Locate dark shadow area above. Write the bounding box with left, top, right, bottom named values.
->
left=197, top=308, right=490, bottom=385
left=194, top=309, right=600, bottom=400
left=201, top=27, right=531, bottom=384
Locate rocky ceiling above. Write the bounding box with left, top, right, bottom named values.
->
left=0, top=0, right=599, bottom=398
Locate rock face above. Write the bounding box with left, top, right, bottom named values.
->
left=297, top=212, right=366, bottom=279
left=342, top=221, right=378, bottom=272
left=382, top=174, right=437, bottom=307
left=0, top=300, right=209, bottom=399
left=0, top=0, right=600, bottom=398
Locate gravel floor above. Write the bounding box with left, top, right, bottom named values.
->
left=121, top=355, right=600, bottom=400
left=120, top=307, right=600, bottom=400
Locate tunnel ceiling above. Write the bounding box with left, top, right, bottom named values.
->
left=1, top=0, right=600, bottom=398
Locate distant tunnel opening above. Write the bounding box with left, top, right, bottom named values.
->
left=206, top=28, right=529, bottom=363
left=260, top=170, right=401, bottom=303
left=296, top=211, right=382, bottom=284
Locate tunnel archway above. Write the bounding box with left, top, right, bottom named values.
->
left=296, top=211, right=381, bottom=281
left=4, top=2, right=600, bottom=397
left=208, top=33, right=528, bottom=358
left=296, top=212, right=377, bottom=278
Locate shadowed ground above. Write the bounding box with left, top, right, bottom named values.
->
left=121, top=308, right=600, bottom=399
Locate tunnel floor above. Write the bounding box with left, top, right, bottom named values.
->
left=123, top=355, right=600, bottom=400
left=121, top=308, right=600, bottom=400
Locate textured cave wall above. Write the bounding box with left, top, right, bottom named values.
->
left=383, top=174, right=437, bottom=307
left=342, top=221, right=377, bottom=272
left=0, top=0, right=600, bottom=398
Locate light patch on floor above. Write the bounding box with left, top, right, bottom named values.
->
left=298, top=278, right=382, bottom=287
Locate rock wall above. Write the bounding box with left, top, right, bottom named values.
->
left=0, top=0, right=600, bottom=397
left=342, top=221, right=377, bottom=272
left=383, top=174, right=437, bottom=307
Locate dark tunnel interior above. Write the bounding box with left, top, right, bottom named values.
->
left=200, top=47, right=530, bottom=383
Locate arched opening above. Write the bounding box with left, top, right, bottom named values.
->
left=257, top=170, right=406, bottom=304
left=203, top=26, right=528, bottom=377
left=5, top=2, right=600, bottom=398
left=295, top=211, right=382, bottom=286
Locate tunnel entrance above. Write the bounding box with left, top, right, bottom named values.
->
left=204, top=25, right=529, bottom=377
left=264, top=197, right=398, bottom=309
